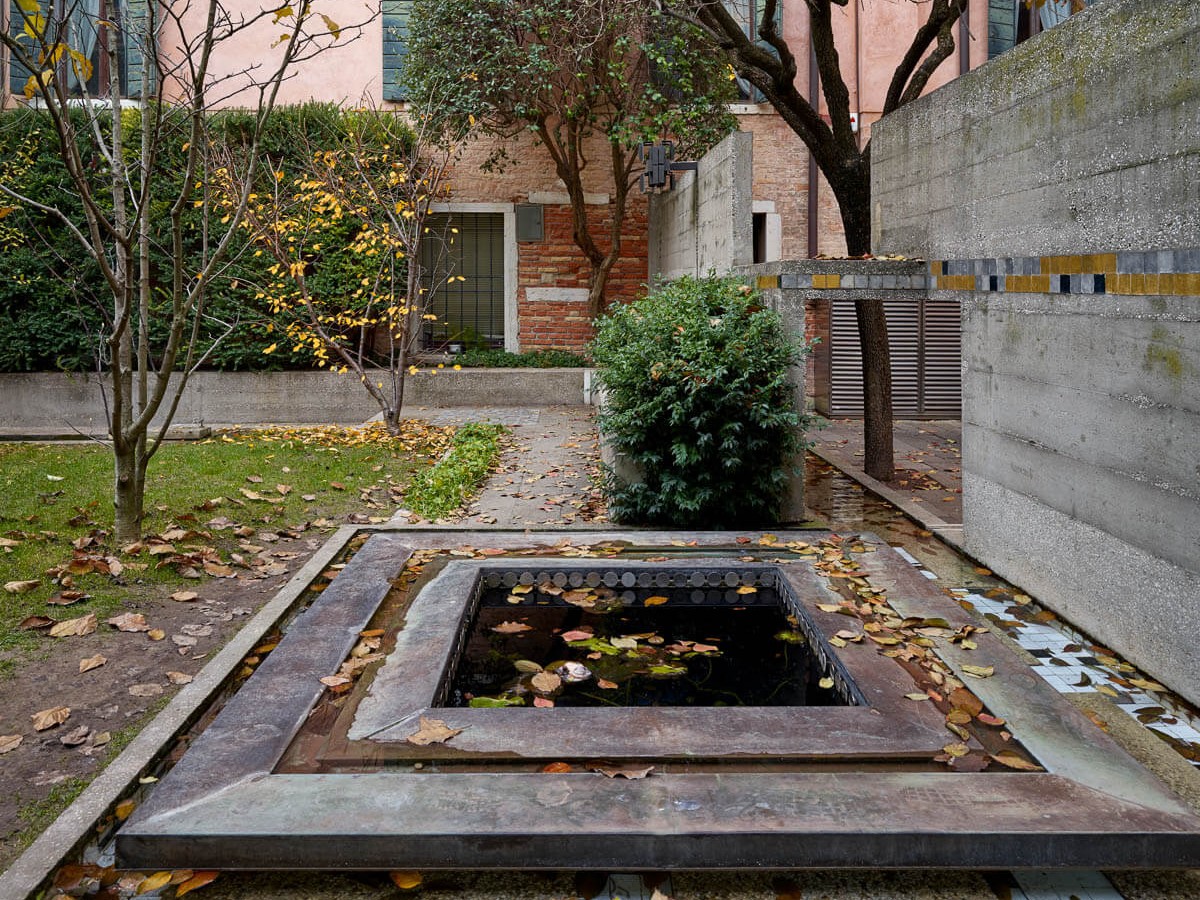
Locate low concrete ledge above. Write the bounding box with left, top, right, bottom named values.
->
left=0, top=368, right=588, bottom=432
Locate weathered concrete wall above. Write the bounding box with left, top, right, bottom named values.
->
left=648, top=132, right=753, bottom=281
left=0, top=369, right=587, bottom=432
left=870, top=0, right=1200, bottom=703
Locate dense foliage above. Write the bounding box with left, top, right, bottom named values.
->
left=406, top=423, right=505, bottom=519
left=0, top=103, right=409, bottom=373
left=591, top=275, right=811, bottom=527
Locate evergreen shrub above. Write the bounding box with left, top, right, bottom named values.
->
left=590, top=274, right=811, bottom=527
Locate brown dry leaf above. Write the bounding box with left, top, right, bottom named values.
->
left=136, top=871, right=173, bottom=894
left=389, top=871, right=423, bottom=890
left=167, top=671, right=194, bottom=685
left=4, top=579, right=39, bottom=594
left=50, top=613, right=97, bottom=638
left=147, top=543, right=176, bottom=556
left=815, top=604, right=841, bottom=612
left=961, top=664, right=995, bottom=679
left=32, top=706, right=71, bottom=731
left=203, top=562, right=235, bottom=577
left=59, top=725, right=90, bottom=747
left=405, top=716, right=463, bottom=746
left=79, top=654, right=106, bottom=674
left=319, top=674, right=352, bottom=688
left=47, top=590, right=89, bottom=606
left=0, top=734, right=22, bottom=754
left=991, top=750, right=1043, bottom=771
left=541, top=761, right=572, bottom=773
left=946, top=708, right=973, bottom=725
left=977, top=713, right=1006, bottom=727
left=597, top=678, right=618, bottom=689
left=948, top=687, right=983, bottom=716
left=19, top=615, right=56, bottom=630
left=533, top=696, right=555, bottom=708
left=176, top=871, right=219, bottom=896
left=531, top=671, right=562, bottom=694
left=491, top=621, right=533, bottom=634
left=129, top=683, right=164, bottom=698
left=108, top=612, right=150, bottom=633
left=170, top=591, right=199, bottom=602
left=588, top=763, right=654, bottom=779
left=147, top=629, right=166, bottom=641
left=904, top=692, right=930, bottom=702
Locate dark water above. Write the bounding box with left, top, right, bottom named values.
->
left=441, top=585, right=848, bottom=709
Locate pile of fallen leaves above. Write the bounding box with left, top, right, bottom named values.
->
left=214, top=421, right=454, bottom=456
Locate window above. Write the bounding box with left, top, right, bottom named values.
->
left=420, top=212, right=507, bottom=350
left=8, top=0, right=153, bottom=98
left=725, top=0, right=781, bottom=103
left=989, top=0, right=1092, bottom=59
left=381, top=0, right=411, bottom=102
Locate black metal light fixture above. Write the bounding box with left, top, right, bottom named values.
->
left=638, top=140, right=698, bottom=193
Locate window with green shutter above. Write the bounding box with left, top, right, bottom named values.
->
left=382, top=0, right=412, bottom=102
left=8, top=0, right=153, bottom=98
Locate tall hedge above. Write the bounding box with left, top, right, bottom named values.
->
left=0, top=103, right=412, bottom=373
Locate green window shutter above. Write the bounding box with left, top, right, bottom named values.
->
left=987, top=0, right=1018, bottom=59
left=9, top=0, right=49, bottom=97
left=124, top=0, right=156, bottom=98
left=381, top=0, right=411, bottom=102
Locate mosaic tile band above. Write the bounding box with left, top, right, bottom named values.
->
left=755, top=247, right=1200, bottom=296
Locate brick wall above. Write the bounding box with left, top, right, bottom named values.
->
left=517, top=201, right=649, bottom=351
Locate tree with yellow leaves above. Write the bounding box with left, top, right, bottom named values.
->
left=222, top=105, right=467, bottom=434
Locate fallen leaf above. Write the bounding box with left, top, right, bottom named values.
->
left=79, top=654, right=107, bottom=674
left=148, top=629, right=166, bottom=641
left=59, top=725, right=90, bottom=747
left=47, top=590, right=89, bottom=606
left=942, top=741, right=970, bottom=758
left=405, top=716, right=463, bottom=746
left=50, top=613, right=97, bottom=638
left=949, top=688, right=983, bottom=716
left=818, top=677, right=835, bottom=689
left=961, top=664, right=995, bottom=679
left=4, top=579, right=39, bottom=594
left=319, top=674, right=351, bottom=688
left=541, top=762, right=572, bottom=773
left=735, top=585, right=758, bottom=595
left=108, top=613, right=150, bottom=633
left=129, top=683, right=164, bottom=698
left=491, top=621, right=532, bottom=634
left=904, top=692, right=930, bottom=701
left=533, top=696, right=555, bottom=708
left=588, top=763, right=654, bottom=779
left=531, top=671, right=562, bottom=694
left=596, top=678, right=618, bottom=689
left=0, top=734, right=22, bottom=754
left=167, top=671, right=194, bottom=685
left=991, top=750, right=1043, bottom=771
left=19, top=615, right=55, bottom=630
left=643, top=595, right=669, bottom=606
left=176, top=871, right=219, bottom=896
left=32, top=706, right=71, bottom=731
left=513, top=659, right=543, bottom=674
left=170, top=591, right=199, bottom=602
left=946, top=708, right=973, bottom=725
left=977, top=713, right=1006, bottom=727
left=115, top=798, right=137, bottom=820
left=389, top=871, right=423, bottom=890
left=560, top=629, right=593, bottom=642
left=137, top=871, right=172, bottom=894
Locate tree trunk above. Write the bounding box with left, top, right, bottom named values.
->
left=832, top=168, right=894, bottom=482
left=113, top=442, right=144, bottom=544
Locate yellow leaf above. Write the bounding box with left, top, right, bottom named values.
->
left=68, top=48, right=93, bottom=83
left=320, top=13, right=341, bottom=39
left=961, top=664, right=994, bottom=679
left=176, top=871, right=219, bottom=896
left=272, top=4, right=294, bottom=22
left=15, top=0, right=40, bottom=13
left=643, top=595, right=669, bottom=606
left=115, top=798, right=137, bottom=820
left=137, top=872, right=173, bottom=894
left=390, top=871, right=423, bottom=890
left=817, top=677, right=834, bottom=689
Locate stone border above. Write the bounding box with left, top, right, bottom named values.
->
left=116, top=529, right=1200, bottom=871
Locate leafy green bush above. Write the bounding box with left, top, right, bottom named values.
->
left=453, top=348, right=588, bottom=368
left=590, top=275, right=811, bottom=527
left=406, top=423, right=505, bottom=519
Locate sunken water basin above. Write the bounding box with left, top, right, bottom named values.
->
left=118, top=530, right=1200, bottom=871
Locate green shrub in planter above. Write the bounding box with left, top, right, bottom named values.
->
left=590, top=274, right=811, bottom=527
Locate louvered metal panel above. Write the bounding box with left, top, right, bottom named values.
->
left=829, top=298, right=961, bottom=418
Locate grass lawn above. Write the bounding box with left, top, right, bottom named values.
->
left=0, top=422, right=454, bottom=655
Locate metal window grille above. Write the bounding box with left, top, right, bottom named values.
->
left=420, top=212, right=505, bottom=350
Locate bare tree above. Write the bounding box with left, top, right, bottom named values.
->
left=0, top=0, right=367, bottom=540
left=665, top=0, right=972, bottom=481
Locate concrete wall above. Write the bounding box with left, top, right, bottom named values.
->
left=0, top=369, right=587, bottom=433
left=870, top=0, right=1200, bottom=703
left=648, top=131, right=753, bottom=282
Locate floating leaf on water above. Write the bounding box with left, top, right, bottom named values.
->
left=735, top=585, right=757, bottom=595
left=533, top=696, right=554, bottom=708
left=560, top=629, right=593, bottom=642
left=531, top=671, right=562, bottom=694
left=468, top=694, right=525, bottom=708
left=389, top=871, right=423, bottom=890
left=774, top=630, right=806, bottom=644
left=513, top=659, right=543, bottom=674
left=647, top=664, right=687, bottom=677
left=510, top=584, right=533, bottom=595
left=691, top=643, right=720, bottom=654
left=491, top=621, right=533, bottom=634
left=643, top=595, right=669, bottom=606
left=566, top=637, right=620, bottom=656
left=610, top=637, right=638, bottom=650
left=818, top=677, right=835, bottom=689
left=596, top=678, right=618, bottom=689
left=405, top=716, right=463, bottom=746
